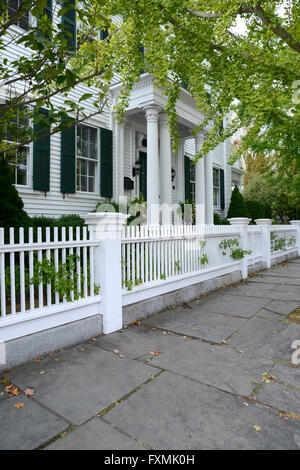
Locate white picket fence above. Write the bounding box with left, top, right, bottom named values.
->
left=0, top=216, right=299, bottom=346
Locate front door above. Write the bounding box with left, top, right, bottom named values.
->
left=139, top=151, right=147, bottom=201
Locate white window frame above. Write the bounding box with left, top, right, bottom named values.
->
left=1, top=102, right=31, bottom=188
left=76, top=123, right=99, bottom=194
left=213, top=167, right=221, bottom=208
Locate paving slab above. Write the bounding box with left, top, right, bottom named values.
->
left=194, top=293, right=270, bottom=317
left=261, top=300, right=300, bottom=315
left=4, top=343, right=153, bottom=425
left=0, top=395, right=68, bottom=450
left=256, top=300, right=300, bottom=320
left=104, top=372, right=300, bottom=450
left=249, top=276, right=300, bottom=286
left=274, top=284, right=300, bottom=294
left=247, top=276, right=292, bottom=285
left=271, top=363, right=300, bottom=386
left=228, top=317, right=300, bottom=361
left=256, top=381, right=300, bottom=418
left=227, top=284, right=300, bottom=301
left=149, top=339, right=273, bottom=396
left=46, top=417, right=144, bottom=450
left=144, top=308, right=247, bottom=343
left=91, top=324, right=186, bottom=359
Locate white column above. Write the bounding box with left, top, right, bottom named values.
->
left=255, top=218, right=272, bottom=269
left=205, top=150, right=213, bottom=225
left=159, top=112, right=172, bottom=225
left=195, top=132, right=206, bottom=225
left=144, top=106, right=161, bottom=224
left=84, top=212, right=128, bottom=334
left=291, top=220, right=300, bottom=256
left=229, top=217, right=250, bottom=279
left=118, top=122, right=125, bottom=199
left=176, top=139, right=185, bottom=203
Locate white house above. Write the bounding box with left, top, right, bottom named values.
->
left=1, top=2, right=244, bottom=224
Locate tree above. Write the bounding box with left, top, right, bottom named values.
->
left=107, top=1, right=299, bottom=190
left=1, top=1, right=299, bottom=186
left=0, top=0, right=114, bottom=157
left=227, top=186, right=250, bottom=219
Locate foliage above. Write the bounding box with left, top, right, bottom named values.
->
left=0, top=0, right=113, bottom=158
left=1, top=1, right=299, bottom=190
left=271, top=232, right=296, bottom=253
left=0, top=157, right=30, bottom=235
left=245, top=200, right=272, bottom=222
left=219, top=237, right=251, bottom=260
left=96, top=195, right=147, bottom=226
left=296, top=205, right=300, bottom=220
left=214, top=212, right=230, bottom=225
left=227, top=186, right=250, bottom=219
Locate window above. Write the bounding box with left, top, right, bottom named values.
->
left=213, top=168, right=220, bottom=206
left=76, top=124, right=98, bottom=193
left=7, top=0, right=29, bottom=30
left=3, top=107, right=29, bottom=186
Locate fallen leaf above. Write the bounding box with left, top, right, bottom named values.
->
left=237, top=350, right=245, bottom=354
left=34, top=359, right=40, bottom=363
left=253, top=425, right=261, bottom=432
left=119, top=354, right=125, bottom=358
left=243, top=402, right=249, bottom=407
left=24, top=388, right=35, bottom=397
left=152, top=328, right=157, bottom=331
left=40, top=371, right=45, bottom=375
left=14, top=402, right=24, bottom=409
left=113, top=349, right=120, bottom=355
left=162, top=331, right=167, bottom=335
left=150, top=351, right=160, bottom=356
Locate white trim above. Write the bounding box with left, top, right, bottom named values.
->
left=0, top=296, right=102, bottom=342
left=122, top=262, right=240, bottom=306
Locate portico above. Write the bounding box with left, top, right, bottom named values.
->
left=111, top=75, right=215, bottom=225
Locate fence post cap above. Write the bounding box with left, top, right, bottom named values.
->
left=84, top=212, right=129, bottom=238
left=291, top=220, right=300, bottom=226
left=228, top=217, right=249, bottom=225
left=255, top=218, right=272, bottom=226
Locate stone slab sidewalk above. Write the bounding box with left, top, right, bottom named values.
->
left=1, top=259, right=300, bottom=450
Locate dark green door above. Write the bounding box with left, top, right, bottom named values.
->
left=139, top=151, right=147, bottom=201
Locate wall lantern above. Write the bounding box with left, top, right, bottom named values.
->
left=132, top=160, right=142, bottom=177
left=171, top=167, right=176, bottom=182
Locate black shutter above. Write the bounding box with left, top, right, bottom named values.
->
left=33, top=108, right=50, bottom=192
left=62, top=0, right=76, bottom=51
left=100, top=128, right=113, bottom=198
left=220, top=168, right=225, bottom=210
left=60, top=119, right=76, bottom=193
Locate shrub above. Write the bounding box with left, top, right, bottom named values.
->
left=56, top=214, right=85, bottom=228
left=296, top=205, right=300, bottom=220
left=245, top=200, right=265, bottom=221
left=227, top=186, right=250, bottom=219
left=0, top=157, right=30, bottom=237
left=214, top=212, right=230, bottom=225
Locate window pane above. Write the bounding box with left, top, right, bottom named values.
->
left=213, top=168, right=219, bottom=187
left=89, top=127, right=97, bottom=159
left=213, top=188, right=219, bottom=206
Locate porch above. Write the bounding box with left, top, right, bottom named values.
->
left=111, top=75, right=215, bottom=225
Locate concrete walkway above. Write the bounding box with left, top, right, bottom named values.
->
left=1, top=259, right=300, bottom=450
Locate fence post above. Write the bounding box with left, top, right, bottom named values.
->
left=255, top=219, right=272, bottom=269
left=84, top=212, right=128, bottom=334
left=291, top=220, right=300, bottom=256
left=228, top=217, right=249, bottom=280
